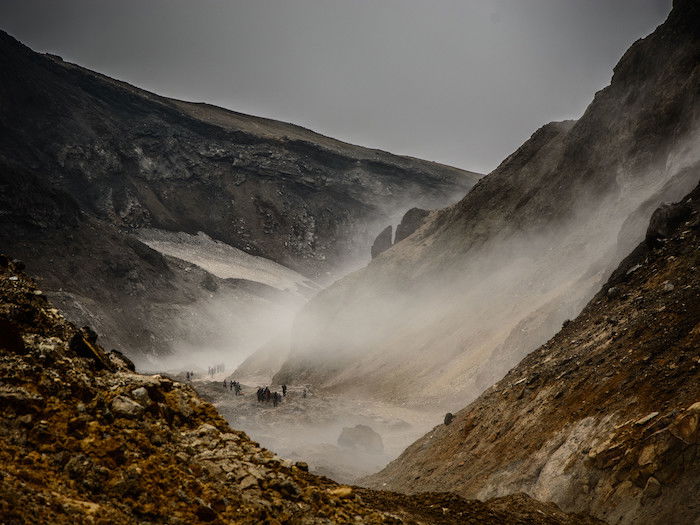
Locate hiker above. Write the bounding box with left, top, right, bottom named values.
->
left=273, top=392, right=279, bottom=407
left=302, top=389, right=307, bottom=399
left=444, top=412, right=454, bottom=426
left=265, top=387, right=271, bottom=402
left=223, top=379, right=227, bottom=389
left=282, top=384, right=287, bottom=397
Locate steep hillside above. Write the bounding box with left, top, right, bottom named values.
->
left=0, top=163, right=299, bottom=366
left=274, top=0, right=700, bottom=405
left=0, top=29, right=477, bottom=361
left=0, top=257, right=602, bottom=525
left=365, top=185, right=700, bottom=524
left=0, top=29, right=478, bottom=279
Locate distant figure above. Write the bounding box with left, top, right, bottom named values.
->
left=273, top=392, right=280, bottom=407
left=302, top=389, right=307, bottom=399
left=282, top=384, right=287, bottom=397
left=223, top=379, right=227, bottom=389
left=444, top=412, right=454, bottom=426
left=265, top=387, right=271, bottom=402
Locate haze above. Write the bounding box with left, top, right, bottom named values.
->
left=0, top=0, right=670, bottom=173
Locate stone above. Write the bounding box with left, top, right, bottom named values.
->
left=337, top=424, right=384, bottom=453
left=635, top=412, right=659, bottom=426
left=111, top=395, right=144, bottom=418
left=239, top=475, right=258, bottom=490
left=370, top=226, right=393, bottom=259
left=328, top=486, right=353, bottom=498
left=642, top=476, right=661, bottom=500
left=395, top=208, right=430, bottom=243
left=646, top=202, right=692, bottom=244
left=131, top=387, right=151, bottom=405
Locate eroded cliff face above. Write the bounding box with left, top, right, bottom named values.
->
left=0, top=257, right=602, bottom=525
left=274, top=0, right=700, bottom=406
left=364, top=185, right=700, bottom=524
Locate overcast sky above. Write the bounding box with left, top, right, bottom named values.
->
left=1, top=0, right=671, bottom=173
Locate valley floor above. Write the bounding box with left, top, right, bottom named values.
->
left=190, top=378, right=438, bottom=484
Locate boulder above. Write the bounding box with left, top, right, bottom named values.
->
left=646, top=201, right=692, bottom=245
left=394, top=208, right=430, bottom=243
left=337, top=424, right=384, bottom=453
left=111, top=395, right=144, bottom=418
left=370, top=226, right=393, bottom=259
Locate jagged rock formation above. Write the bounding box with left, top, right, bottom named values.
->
left=364, top=185, right=700, bottom=524
left=394, top=208, right=430, bottom=244
left=274, top=0, right=700, bottom=405
left=0, top=257, right=601, bottom=524
left=371, top=226, right=393, bottom=259
left=0, top=30, right=478, bottom=360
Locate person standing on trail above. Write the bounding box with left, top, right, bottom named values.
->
left=273, top=392, right=279, bottom=407
left=302, top=389, right=307, bottom=399
left=282, top=384, right=287, bottom=397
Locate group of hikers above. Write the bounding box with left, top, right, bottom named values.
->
left=208, top=363, right=225, bottom=377
left=256, top=384, right=295, bottom=407
left=184, top=371, right=195, bottom=381
left=223, top=379, right=242, bottom=395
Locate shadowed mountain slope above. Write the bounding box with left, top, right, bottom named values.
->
left=0, top=29, right=478, bottom=279
left=0, top=30, right=478, bottom=361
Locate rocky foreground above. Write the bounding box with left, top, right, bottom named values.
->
left=0, top=257, right=601, bottom=524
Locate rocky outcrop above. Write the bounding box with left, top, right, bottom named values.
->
left=274, top=0, right=700, bottom=404
left=364, top=184, right=700, bottom=524
left=370, top=226, right=393, bottom=259
left=394, top=207, right=430, bottom=243
left=0, top=256, right=601, bottom=524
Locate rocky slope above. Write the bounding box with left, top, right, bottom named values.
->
left=274, top=0, right=700, bottom=405
left=0, top=29, right=477, bottom=361
left=0, top=162, right=300, bottom=366
left=364, top=185, right=700, bottom=524
left=0, top=257, right=602, bottom=524
left=0, top=29, right=478, bottom=278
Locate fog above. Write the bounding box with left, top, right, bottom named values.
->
left=276, top=132, right=700, bottom=415
left=145, top=128, right=697, bottom=483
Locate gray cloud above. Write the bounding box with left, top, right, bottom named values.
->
left=1, top=0, right=670, bottom=173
